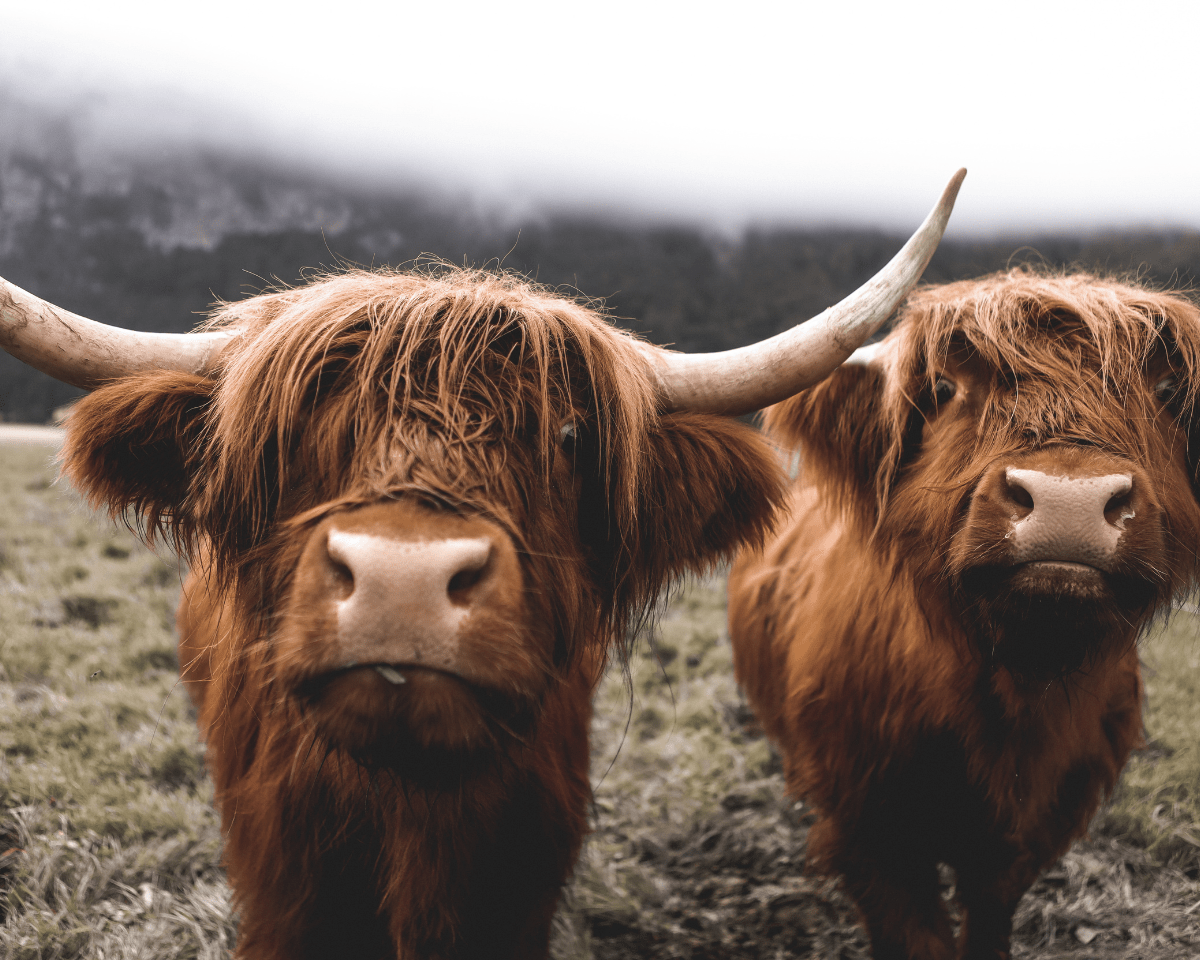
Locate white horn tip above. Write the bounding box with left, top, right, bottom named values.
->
left=942, top=168, right=967, bottom=210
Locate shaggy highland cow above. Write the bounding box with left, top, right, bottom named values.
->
left=729, top=268, right=1200, bottom=960
left=0, top=170, right=961, bottom=960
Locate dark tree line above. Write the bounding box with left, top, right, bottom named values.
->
left=4, top=148, right=1200, bottom=422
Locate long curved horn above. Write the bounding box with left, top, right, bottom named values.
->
left=0, top=279, right=234, bottom=390
left=652, top=168, right=965, bottom=414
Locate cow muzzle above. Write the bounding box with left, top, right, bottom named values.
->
left=951, top=448, right=1166, bottom=679
left=998, top=467, right=1134, bottom=575
left=278, top=501, right=544, bottom=763
left=955, top=449, right=1162, bottom=588
left=324, top=528, right=495, bottom=672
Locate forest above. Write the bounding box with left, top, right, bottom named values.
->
left=4, top=133, right=1200, bottom=423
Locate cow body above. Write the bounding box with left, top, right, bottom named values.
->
left=730, top=270, right=1200, bottom=960
left=62, top=270, right=789, bottom=959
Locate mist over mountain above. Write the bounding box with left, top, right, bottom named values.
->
left=5, top=96, right=1200, bottom=422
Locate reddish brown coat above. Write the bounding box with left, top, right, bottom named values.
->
left=730, top=270, right=1200, bottom=960
left=63, top=268, right=787, bottom=959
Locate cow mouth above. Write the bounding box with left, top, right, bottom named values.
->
left=1007, top=560, right=1108, bottom=598
left=302, top=661, right=467, bottom=693
left=1021, top=560, right=1100, bottom=574
left=296, top=662, right=537, bottom=771
left=957, top=557, right=1160, bottom=620
left=958, top=555, right=1139, bottom=601
left=954, top=560, right=1155, bottom=682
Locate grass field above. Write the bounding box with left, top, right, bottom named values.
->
left=2, top=440, right=1200, bottom=958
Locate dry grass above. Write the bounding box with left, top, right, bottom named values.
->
left=0, top=445, right=231, bottom=958
left=1, top=442, right=1199, bottom=957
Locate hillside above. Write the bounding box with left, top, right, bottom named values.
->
left=4, top=100, right=1200, bottom=421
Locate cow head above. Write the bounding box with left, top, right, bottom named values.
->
left=54, top=271, right=797, bottom=777
left=769, top=269, right=1200, bottom=681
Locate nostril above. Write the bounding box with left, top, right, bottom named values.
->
left=448, top=566, right=484, bottom=597
left=447, top=553, right=490, bottom=603
left=1006, top=478, right=1034, bottom=511
left=329, top=558, right=354, bottom=597
left=1105, top=479, right=1135, bottom=523
left=324, top=533, right=357, bottom=599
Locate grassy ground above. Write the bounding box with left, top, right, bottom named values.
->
left=1, top=442, right=1199, bottom=958
left=0, top=444, right=229, bottom=959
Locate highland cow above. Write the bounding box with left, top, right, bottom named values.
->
left=729, top=269, right=1200, bottom=960
left=0, top=171, right=961, bottom=959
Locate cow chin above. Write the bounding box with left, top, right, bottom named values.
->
left=954, top=562, right=1155, bottom=682
left=299, top=665, right=539, bottom=778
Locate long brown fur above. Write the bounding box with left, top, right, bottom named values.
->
left=61, top=267, right=788, bottom=959
left=730, top=269, right=1200, bottom=960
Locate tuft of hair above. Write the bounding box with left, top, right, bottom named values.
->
left=60, top=371, right=213, bottom=545
left=200, top=268, right=650, bottom=512
left=902, top=267, right=1200, bottom=405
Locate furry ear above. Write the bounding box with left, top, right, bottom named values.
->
left=762, top=363, right=892, bottom=527
left=60, top=372, right=214, bottom=548
left=619, top=413, right=789, bottom=606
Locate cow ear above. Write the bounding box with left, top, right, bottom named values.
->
left=763, top=362, right=891, bottom=526
left=60, top=372, right=214, bottom=548
left=626, top=412, right=788, bottom=592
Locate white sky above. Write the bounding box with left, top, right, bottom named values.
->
left=4, top=0, right=1199, bottom=236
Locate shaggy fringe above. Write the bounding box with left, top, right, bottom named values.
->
left=201, top=266, right=653, bottom=542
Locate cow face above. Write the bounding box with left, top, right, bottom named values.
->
left=907, top=341, right=1188, bottom=679
left=62, top=272, right=786, bottom=776
left=768, top=270, right=1200, bottom=681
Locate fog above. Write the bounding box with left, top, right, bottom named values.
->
left=7, top=0, right=1200, bottom=235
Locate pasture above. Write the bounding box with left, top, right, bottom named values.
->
left=1, top=440, right=1200, bottom=958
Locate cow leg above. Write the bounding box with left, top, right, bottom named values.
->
left=954, top=854, right=1040, bottom=960
left=836, top=851, right=956, bottom=960
left=955, top=887, right=1016, bottom=960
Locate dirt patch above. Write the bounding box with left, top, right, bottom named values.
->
left=584, top=796, right=867, bottom=960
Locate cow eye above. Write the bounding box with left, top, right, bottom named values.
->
left=559, top=421, right=578, bottom=455
left=932, top=376, right=957, bottom=405
left=1154, top=375, right=1180, bottom=403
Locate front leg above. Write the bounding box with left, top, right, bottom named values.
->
left=843, top=858, right=956, bottom=960
left=813, top=820, right=956, bottom=960
left=955, top=853, right=1041, bottom=960
left=955, top=884, right=1015, bottom=960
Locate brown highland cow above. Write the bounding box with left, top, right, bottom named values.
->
left=0, top=170, right=962, bottom=960
left=729, top=269, right=1200, bottom=960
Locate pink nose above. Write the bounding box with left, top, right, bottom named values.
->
left=1003, top=468, right=1134, bottom=569
left=323, top=531, right=494, bottom=669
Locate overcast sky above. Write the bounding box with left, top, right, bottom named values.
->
left=5, top=0, right=1199, bottom=236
